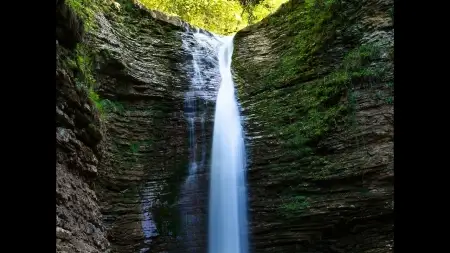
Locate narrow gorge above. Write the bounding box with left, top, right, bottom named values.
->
left=56, top=0, right=394, bottom=252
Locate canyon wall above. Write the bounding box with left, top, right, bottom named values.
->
left=56, top=1, right=109, bottom=252
left=57, top=1, right=218, bottom=252
left=57, top=0, right=394, bottom=252
left=233, top=0, right=394, bottom=252
left=90, top=5, right=217, bottom=252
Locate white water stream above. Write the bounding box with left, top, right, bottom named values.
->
left=208, top=35, right=249, bottom=253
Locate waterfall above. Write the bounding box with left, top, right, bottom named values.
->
left=178, top=30, right=222, bottom=253
left=208, top=35, right=249, bottom=253
left=178, top=30, right=248, bottom=253
left=139, top=183, right=158, bottom=253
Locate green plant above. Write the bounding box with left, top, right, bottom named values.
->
left=88, top=88, right=105, bottom=114
left=101, top=99, right=126, bottom=113
left=281, top=195, right=310, bottom=213
left=343, top=43, right=381, bottom=72
left=75, top=44, right=96, bottom=87
left=384, top=82, right=394, bottom=105
left=66, top=0, right=98, bottom=31
left=129, top=139, right=153, bottom=154
left=70, top=42, right=116, bottom=117
left=130, top=142, right=140, bottom=154
left=137, top=0, right=287, bottom=34
left=385, top=96, right=393, bottom=104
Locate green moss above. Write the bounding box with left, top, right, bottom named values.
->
left=343, top=43, right=381, bottom=70
left=239, top=43, right=386, bottom=164
left=75, top=44, right=96, bottom=87
left=66, top=57, right=78, bottom=70
left=87, top=92, right=128, bottom=118
left=129, top=139, right=154, bottom=154
left=70, top=43, right=109, bottom=116
left=233, top=2, right=350, bottom=160
left=130, top=142, right=140, bottom=154
left=115, top=0, right=135, bottom=12
left=258, top=0, right=339, bottom=85
left=280, top=195, right=310, bottom=215
left=286, top=43, right=386, bottom=147
left=102, top=99, right=126, bottom=113
left=233, top=0, right=393, bottom=218
left=68, top=41, right=127, bottom=118
left=88, top=88, right=103, bottom=112
left=64, top=0, right=175, bottom=119
left=385, top=96, right=393, bottom=104
left=66, top=0, right=99, bottom=31
left=235, top=0, right=390, bottom=167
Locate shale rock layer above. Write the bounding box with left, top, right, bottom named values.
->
left=88, top=5, right=218, bottom=253
left=56, top=1, right=109, bottom=252
left=233, top=0, right=394, bottom=252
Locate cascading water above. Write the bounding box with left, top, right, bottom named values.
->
left=178, top=30, right=222, bottom=253
left=179, top=34, right=207, bottom=251
left=173, top=30, right=248, bottom=253
left=208, top=36, right=249, bottom=253
left=139, top=184, right=158, bottom=253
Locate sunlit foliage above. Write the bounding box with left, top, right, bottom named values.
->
left=137, top=0, right=288, bottom=34
left=246, top=0, right=289, bottom=24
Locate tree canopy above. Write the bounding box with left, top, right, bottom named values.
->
left=138, top=0, right=288, bottom=35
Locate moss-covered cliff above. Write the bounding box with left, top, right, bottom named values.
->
left=57, top=0, right=217, bottom=252
left=233, top=0, right=393, bottom=252
left=56, top=1, right=109, bottom=252
left=90, top=4, right=205, bottom=252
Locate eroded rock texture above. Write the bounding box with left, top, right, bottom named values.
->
left=86, top=5, right=219, bottom=253
left=56, top=1, right=109, bottom=252
left=233, top=0, right=394, bottom=252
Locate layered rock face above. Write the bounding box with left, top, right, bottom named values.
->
left=233, top=0, right=393, bottom=252
left=86, top=4, right=220, bottom=253
left=56, top=1, right=109, bottom=252
left=91, top=14, right=187, bottom=251
left=57, top=1, right=220, bottom=252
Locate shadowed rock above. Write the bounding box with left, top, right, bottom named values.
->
left=233, top=0, right=393, bottom=252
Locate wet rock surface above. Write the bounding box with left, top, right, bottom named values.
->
left=87, top=5, right=219, bottom=253
left=233, top=0, right=393, bottom=252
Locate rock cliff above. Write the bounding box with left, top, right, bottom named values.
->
left=57, top=0, right=218, bottom=252
left=89, top=5, right=216, bottom=253
left=233, top=0, right=393, bottom=252
left=56, top=0, right=109, bottom=252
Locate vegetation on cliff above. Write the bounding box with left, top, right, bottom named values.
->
left=66, top=0, right=99, bottom=31
left=233, top=0, right=393, bottom=220
left=235, top=0, right=346, bottom=157
left=138, top=0, right=288, bottom=34
left=235, top=0, right=392, bottom=160
left=64, top=0, right=128, bottom=119
left=62, top=0, right=289, bottom=118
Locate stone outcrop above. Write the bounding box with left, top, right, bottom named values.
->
left=57, top=0, right=220, bottom=252
left=86, top=3, right=218, bottom=253
left=56, top=1, right=109, bottom=252
left=233, top=0, right=393, bottom=252
left=90, top=8, right=190, bottom=252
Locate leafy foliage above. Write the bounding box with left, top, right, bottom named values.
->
left=246, top=0, right=289, bottom=24
left=137, top=0, right=288, bottom=34
left=280, top=195, right=310, bottom=216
